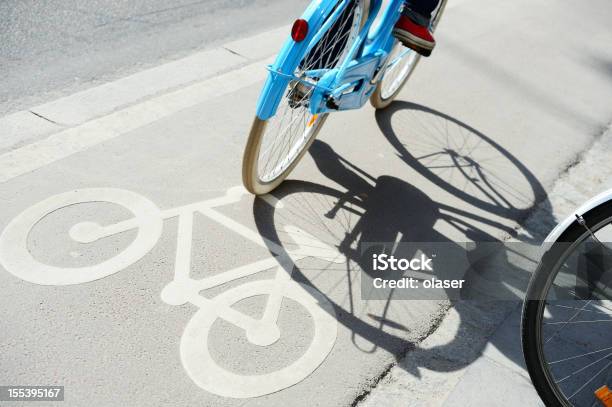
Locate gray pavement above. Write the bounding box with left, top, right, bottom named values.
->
left=0, top=0, right=307, bottom=116
left=1, top=0, right=612, bottom=405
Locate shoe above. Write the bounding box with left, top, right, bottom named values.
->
left=392, top=15, right=435, bottom=57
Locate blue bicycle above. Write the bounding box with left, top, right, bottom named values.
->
left=242, top=0, right=447, bottom=195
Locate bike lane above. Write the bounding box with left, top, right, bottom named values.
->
left=2, top=0, right=612, bottom=405
left=0, top=83, right=450, bottom=406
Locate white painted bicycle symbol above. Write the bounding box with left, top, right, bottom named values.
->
left=0, top=186, right=344, bottom=398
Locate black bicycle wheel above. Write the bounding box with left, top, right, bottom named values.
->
left=522, top=200, right=612, bottom=406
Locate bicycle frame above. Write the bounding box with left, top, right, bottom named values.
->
left=256, top=0, right=404, bottom=120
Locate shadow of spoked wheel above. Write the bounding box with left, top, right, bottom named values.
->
left=376, top=102, right=547, bottom=222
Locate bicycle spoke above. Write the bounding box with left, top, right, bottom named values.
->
left=549, top=303, right=612, bottom=315
left=567, top=359, right=612, bottom=400
left=549, top=346, right=612, bottom=365
left=555, top=353, right=612, bottom=385
left=545, top=319, right=612, bottom=324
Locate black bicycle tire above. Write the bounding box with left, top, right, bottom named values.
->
left=521, top=199, right=612, bottom=406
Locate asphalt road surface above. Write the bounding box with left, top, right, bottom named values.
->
left=1, top=0, right=612, bottom=405
left=0, top=0, right=306, bottom=116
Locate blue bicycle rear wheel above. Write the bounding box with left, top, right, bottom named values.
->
left=242, top=0, right=367, bottom=195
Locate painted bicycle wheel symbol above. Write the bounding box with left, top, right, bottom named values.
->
left=0, top=186, right=343, bottom=398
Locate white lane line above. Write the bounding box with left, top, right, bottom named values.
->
left=0, top=25, right=289, bottom=154
left=29, top=26, right=290, bottom=126
left=31, top=48, right=247, bottom=126
left=0, top=57, right=272, bottom=184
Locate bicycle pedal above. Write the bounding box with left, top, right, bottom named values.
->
left=401, top=41, right=432, bottom=57
left=595, top=385, right=612, bottom=407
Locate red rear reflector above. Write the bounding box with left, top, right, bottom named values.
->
left=291, top=19, right=309, bottom=42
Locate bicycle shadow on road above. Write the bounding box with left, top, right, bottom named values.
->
left=253, top=101, right=558, bottom=382
left=375, top=101, right=549, bottom=223
left=370, top=101, right=558, bottom=376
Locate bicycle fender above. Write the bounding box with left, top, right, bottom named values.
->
left=544, top=188, right=612, bottom=244
left=255, top=0, right=344, bottom=120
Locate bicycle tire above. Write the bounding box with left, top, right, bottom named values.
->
left=242, top=0, right=368, bottom=195
left=522, top=199, right=612, bottom=406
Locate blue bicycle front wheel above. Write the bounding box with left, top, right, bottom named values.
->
left=370, top=0, right=446, bottom=109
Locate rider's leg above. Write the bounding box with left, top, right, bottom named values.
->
left=393, top=0, right=440, bottom=57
